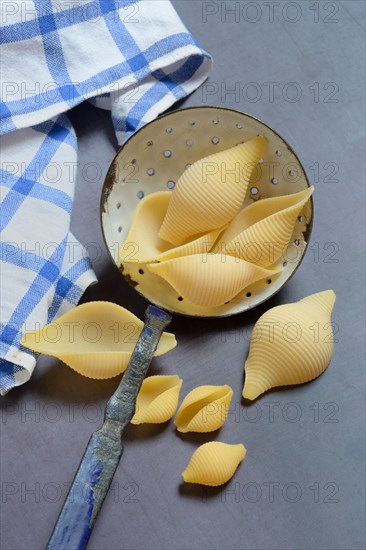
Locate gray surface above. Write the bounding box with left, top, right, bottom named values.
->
left=1, top=1, right=365, bottom=549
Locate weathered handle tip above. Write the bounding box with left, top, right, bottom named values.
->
left=145, top=305, right=172, bottom=326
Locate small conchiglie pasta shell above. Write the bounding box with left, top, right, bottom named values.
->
left=243, top=290, right=336, bottom=400
left=131, top=375, right=183, bottom=424
left=159, top=137, right=267, bottom=246
left=182, top=442, right=246, bottom=487
left=120, top=191, right=222, bottom=264
left=217, top=187, right=314, bottom=267
left=148, top=254, right=281, bottom=308
left=21, top=302, right=176, bottom=379
left=175, top=385, right=233, bottom=433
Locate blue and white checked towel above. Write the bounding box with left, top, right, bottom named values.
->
left=0, top=0, right=212, bottom=394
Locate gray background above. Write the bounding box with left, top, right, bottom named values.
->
left=1, top=1, right=365, bottom=549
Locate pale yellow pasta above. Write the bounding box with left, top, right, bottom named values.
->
left=175, top=385, right=233, bottom=433
left=148, top=253, right=281, bottom=307
left=120, top=191, right=171, bottom=264
left=243, top=290, right=336, bottom=400
left=156, top=229, right=222, bottom=262
left=159, top=136, right=267, bottom=246
left=21, top=302, right=176, bottom=379
left=131, top=375, right=183, bottom=425
left=182, top=442, right=246, bottom=487
left=120, top=191, right=221, bottom=264
left=217, top=187, right=314, bottom=267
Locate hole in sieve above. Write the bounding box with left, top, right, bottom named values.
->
left=298, top=215, right=304, bottom=222
left=250, top=187, right=259, bottom=195
left=166, top=127, right=173, bottom=134
left=283, top=261, right=288, bottom=267
left=186, top=140, right=193, bottom=147
left=212, top=137, right=220, bottom=144
left=188, top=120, right=195, bottom=126
left=167, top=180, right=175, bottom=189
left=164, top=150, right=172, bottom=158
left=185, top=163, right=192, bottom=170
left=258, top=158, right=264, bottom=164
left=137, top=191, right=144, bottom=199
left=212, top=119, right=219, bottom=124
left=267, top=279, right=272, bottom=284
left=116, top=202, right=121, bottom=209
left=177, top=296, right=183, bottom=301
left=275, top=150, right=282, bottom=157
left=294, top=239, right=300, bottom=246
left=246, top=292, right=252, bottom=297
left=147, top=168, right=155, bottom=176
left=118, top=226, right=122, bottom=233
left=147, top=140, right=153, bottom=146
left=271, top=178, right=279, bottom=185
left=131, top=159, right=136, bottom=164
left=236, top=123, right=243, bottom=129
left=138, top=269, right=144, bottom=275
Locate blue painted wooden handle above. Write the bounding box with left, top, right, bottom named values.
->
left=46, top=305, right=172, bottom=550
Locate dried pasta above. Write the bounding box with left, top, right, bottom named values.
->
left=120, top=191, right=171, bottom=264
left=120, top=191, right=222, bottom=264
left=21, top=302, right=176, bottom=379
left=159, top=137, right=267, bottom=245
left=131, top=375, right=183, bottom=424
left=243, top=290, right=336, bottom=400
left=182, top=442, right=246, bottom=486
left=148, top=253, right=281, bottom=307
left=217, top=187, right=314, bottom=267
left=175, top=385, right=233, bottom=432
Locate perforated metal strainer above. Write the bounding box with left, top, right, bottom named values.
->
left=101, top=107, right=313, bottom=317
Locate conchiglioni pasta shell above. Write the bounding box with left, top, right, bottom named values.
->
left=175, top=385, right=233, bottom=433
left=120, top=191, right=171, bottom=263
left=120, top=191, right=222, bottom=264
left=148, top=254, right=281, bottom=307
left=182, top=442, right=246, bottom=487
left=21, top=302, right=177, bottom=379
left=131, top=375, right=183, bottom=424
left=159, top=137, right=267, bottom=246
left=243, top=290, right=336, bottom=400
left=217, top=187, right=314, bottom=267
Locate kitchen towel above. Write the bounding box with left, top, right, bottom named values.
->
left=0, top=0, right=212, bottom=394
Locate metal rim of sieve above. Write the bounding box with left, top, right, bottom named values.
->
left=100, top=106, right=313, bottom=318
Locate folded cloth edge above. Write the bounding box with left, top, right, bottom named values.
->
left=1, top=45, right=212, bottom=138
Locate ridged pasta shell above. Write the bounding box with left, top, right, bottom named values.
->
left=175, top=385, right=233, bottom=433
left=159, top=137, right=267, bottom=246
left=21, top=302, right=177, bottom=379
left=243, top=290, right=336, bottom=400
left=156, top=229, right=223, bottom=262
left=131, top=375, right=183, bottom=424
left=217, top=187, right=314, bottom=267
left=148, top=254, right=281, bottom=307
left=120, top=191, right=222, bottom=264
left=120, top=191, right=171, bottom=263
left=182, top=442, right=246, bottom=487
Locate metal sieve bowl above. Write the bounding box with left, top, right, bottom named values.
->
left=100, top=106, right=313, bottom=317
